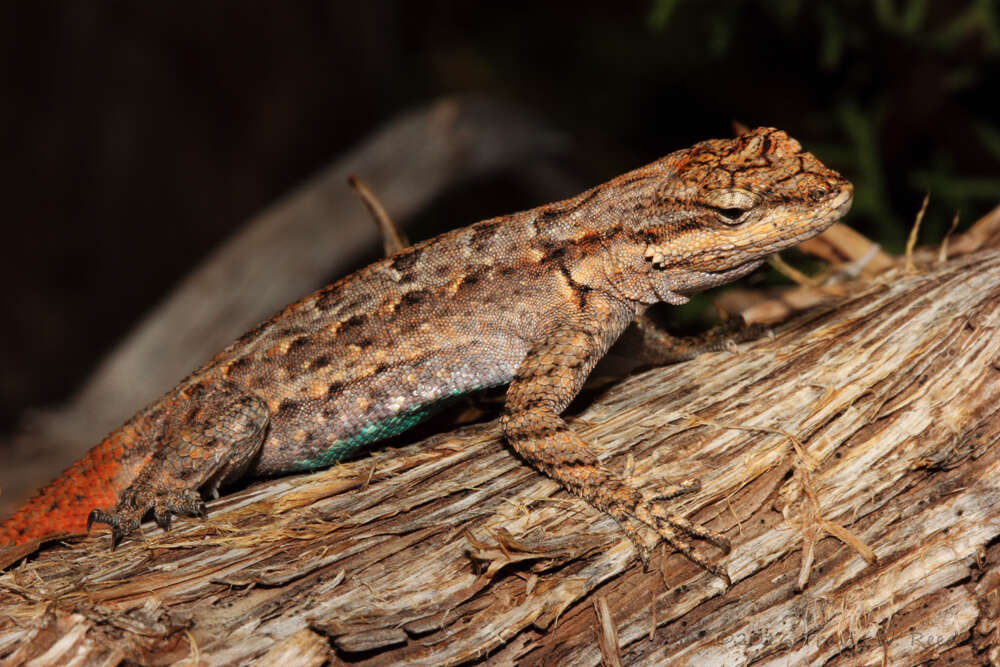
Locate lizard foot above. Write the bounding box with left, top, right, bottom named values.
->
left=706, top=317, right=770, bottom=354
left=87, top=484, right=207, bottom=549
left=606, top=477, right=731, bottom=587
left=629, top=312, right=771, bottom=364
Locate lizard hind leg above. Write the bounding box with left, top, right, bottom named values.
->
left=87, top=388, right=270, bottom=549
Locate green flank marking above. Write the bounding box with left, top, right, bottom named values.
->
left=290, top=385, right=496, bottom=471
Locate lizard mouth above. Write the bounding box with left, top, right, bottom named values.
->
left=673, top=258, right=765, bottom=296
left=829, top=186, right=854, bottom=217
left=704, top=258, right=764, bottom=279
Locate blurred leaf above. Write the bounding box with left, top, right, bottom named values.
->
left=708, top=8, right=738, bottom=56
left=838, top=100, right=906, bottom=249
left=935, top=0, right=1000, bottom=52
left=641, top=0, right=995, bottom=248
left=761, top=0, right=804, bottom=24
left=976, top=122, right=1000, bottom=162
left=943, top=66, right=980, bottom=91
left=816, top=3, right=846, bottom=69
left=911, top=148, right=1000, bottom=239
left=647, top=0, right=681, bottom=30
left=875, top=0, right=929, bottom=34
left=913, top=172, right=1000, bottom=202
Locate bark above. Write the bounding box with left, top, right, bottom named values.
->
left=2, top=240, right=998, bottom=665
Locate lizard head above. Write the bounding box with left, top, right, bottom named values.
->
left=628, top=127, right=852, bottom=304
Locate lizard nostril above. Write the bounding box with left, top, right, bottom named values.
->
left=809, top=188, right=827, bottom=202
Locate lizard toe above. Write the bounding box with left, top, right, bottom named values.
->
left=633, top=501, right=731, bottom=586
left=110, top=519, right=141, bottom=550
left=87, top=507, right=143, bottom=550
left=154, top=488, right=209, bottom=529
left=613, top=516, right=656, bottom=571
left=86, top=508, right=108, bottom=533
left=721, top=318, right=771, bottom=351
left=643, top=479, right=731, bottom=554
left=588, top=475, right=729, bottom=581
left=646, top=477, right=701, bottom=502
left=153, top=508, right=173, bottom=532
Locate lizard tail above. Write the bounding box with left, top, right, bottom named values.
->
left=0, top=430, right=141, bottom=546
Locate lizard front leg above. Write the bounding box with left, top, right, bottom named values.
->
left=88, top=387, right=269, bottom=548
left=501, top=295, right=731, bottom=582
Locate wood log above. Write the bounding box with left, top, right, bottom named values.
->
left=1, top=245, right=998, bottom=665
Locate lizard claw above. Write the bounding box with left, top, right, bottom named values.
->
left=645, top=478, right=733, bottom=554
left=154, top=510, right=172, bottom=532
left=647, top=477, right=701, bottom=499
left=85, top=509, right=102, bottom=533
left=87, top=509, right=141, bottom=550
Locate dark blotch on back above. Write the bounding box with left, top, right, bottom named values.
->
left=401, top=288, right=431, bottom=306
left=308, top=355, right=331, bottom=371
left=574, top=231, right=603, bottom=252
left=186, top=381, right=211, bottom=400
left=341, top=313, right=367, bottom=330
left=288, top=335, right=312, bottom=355
left=226, top=356, right=255, bottom=380
left=544, top=246, right=567, bottom=263
left=314, top=283, right=344, bottom=312
left=600, top=224, right=624, bottom=240
left=276, top=399, right=300, bottom=420
left=391, top=248, right=422, bottom=273
left=536, top=206, right=561, bottom=221
left=279, top=325, right=308, bottom=338
left=470, top=220, right=502, bottom=251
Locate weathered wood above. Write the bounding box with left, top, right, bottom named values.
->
left=1, top=248, right=998, bottom=665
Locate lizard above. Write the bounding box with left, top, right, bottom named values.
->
left=0, top=127, right=852, bottom=581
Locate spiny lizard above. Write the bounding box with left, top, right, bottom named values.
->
left=0, top=127, right=852, bottom=580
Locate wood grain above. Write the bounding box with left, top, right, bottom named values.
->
left=2, top=248, right=998, bottom=665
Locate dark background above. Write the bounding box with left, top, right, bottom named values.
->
left=2, top=1, right=998, bottom=433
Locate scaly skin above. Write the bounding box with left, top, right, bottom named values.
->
left=1, top=128, right=852, bottom=578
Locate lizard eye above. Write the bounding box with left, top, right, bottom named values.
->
left=718, top=207, right=745, bottom=221
left=704, top=189, right=759, bottom=225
